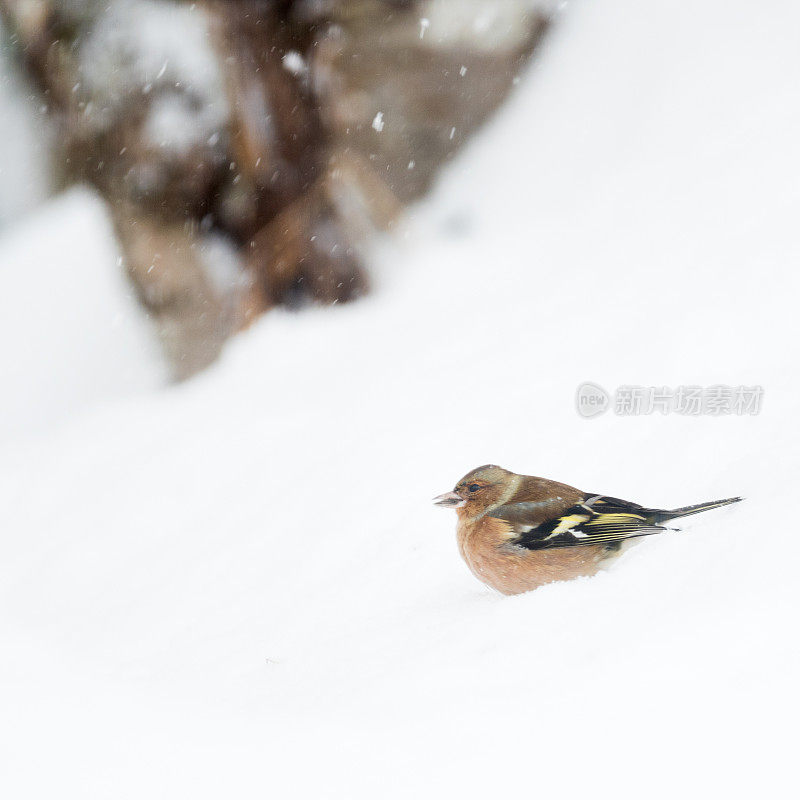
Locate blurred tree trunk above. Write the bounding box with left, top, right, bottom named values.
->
left=0, top=0, right=548, bottom=378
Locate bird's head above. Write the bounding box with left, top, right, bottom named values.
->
left=433, top=464, right=515, bottom=518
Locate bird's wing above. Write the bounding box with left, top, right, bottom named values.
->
left=488, top=494, right=670, bottom=550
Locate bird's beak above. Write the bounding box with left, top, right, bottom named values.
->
left=433, top=491, right=465, bottom=509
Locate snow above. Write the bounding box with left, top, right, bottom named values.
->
left=77, top=0, right=228, bottom=152
left=0, top=18, right=53, bottom=226
left=143, top=90, right=216, bottom=154
left=282, top=50, right=306, bottom=76
left=421, top=0, right=555, bottom=51
left=0, top=187, right=165, bottom=444
left=419, top=17, right=430, bottom=40
left=2, top=1, right=799, bottom=798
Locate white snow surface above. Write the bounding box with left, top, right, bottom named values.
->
left=2, top=1, right=799, bottom=798
left=0, top=18, right=53, bottom=225
left=0, top=187, right=165, bottom=443
left=422, top=0, right=557, bottom=51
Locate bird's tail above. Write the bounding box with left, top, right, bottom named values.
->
left=653, top=496, right=743, bottom=524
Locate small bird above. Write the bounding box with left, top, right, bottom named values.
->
left=434, top=465, right=741, bottom=595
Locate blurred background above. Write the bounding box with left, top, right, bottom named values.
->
left=0, top=0, right=547, bottom=389
left=2, top=2, right=798, bottom=798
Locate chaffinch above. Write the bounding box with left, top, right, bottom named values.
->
left=434, top=465, right=741, bottom=595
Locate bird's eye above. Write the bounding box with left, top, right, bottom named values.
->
left=468, top=483, right=481, bottom=493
